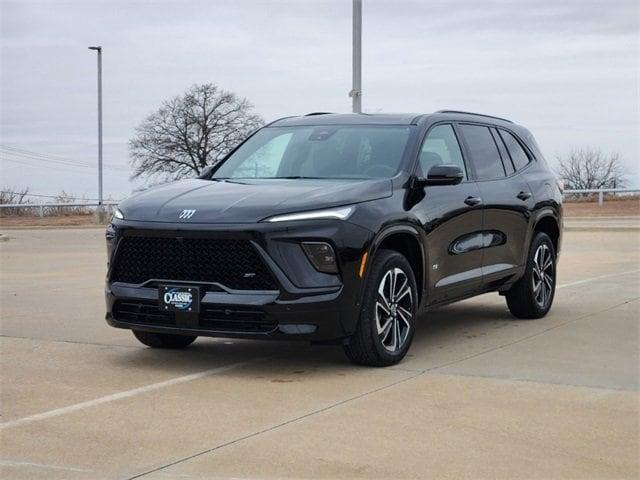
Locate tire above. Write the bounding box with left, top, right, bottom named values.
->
left=343, top=249, right=418, bottom=367
left=132, top=330, right=197, bottom=349
left=506, top=232, right=556, bottom=319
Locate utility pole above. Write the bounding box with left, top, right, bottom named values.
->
left=350, top=0, right=362, bottom=113
left=88, top=46, right=103, bottom=217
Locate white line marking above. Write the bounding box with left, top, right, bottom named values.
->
left=0, top=460, right=94, bottom=473
left=557, top=269, right=640, bottom=289
left=0, top=358, right=265, bottom=430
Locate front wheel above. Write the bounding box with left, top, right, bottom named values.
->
left=506, top=232, right=557, bottom=319
left=132, top=330, right=197, bottom=349
left=343, top=249, right=417, bottom=367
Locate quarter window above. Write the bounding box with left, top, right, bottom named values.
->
left=419, top=124, right=466, bottom=180
left=499, top=130, right=530, bottom=171
left=458, top=124, right=505, bottom=180
left=491, top=128, right=515, bottom=176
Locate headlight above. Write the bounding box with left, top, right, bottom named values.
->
left=265, top=206, right=354, bottom=223
left=113, top=208, right=124, bottom=220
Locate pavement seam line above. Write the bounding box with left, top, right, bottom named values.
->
left=126, top=369, right=425, bottom=480
left=556, top=269, right=640, bottom=289
left=0, top=357, right=269, bottom=430
left=0, top=334, right=140, bottom=350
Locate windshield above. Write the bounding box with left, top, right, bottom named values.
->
left=212, top=125, right=412, bottom=180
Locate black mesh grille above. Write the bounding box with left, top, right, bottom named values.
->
left=112, top=301, right=277, bottom=334
left=111, top=236, right=277, bottom=290
left=113, top=301, right=174, bottom=325
left=200, top=306, right=277, bottom=333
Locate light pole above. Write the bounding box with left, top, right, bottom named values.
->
left=88, top=46, right=103, bottom=215
left=350, top=0, right=362, bottom=113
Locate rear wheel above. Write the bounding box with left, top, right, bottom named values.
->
left=343, top=249, right=417, bottom=367
left=132, top=330, right=197, bottom=349
left=505, top=232, right=556, bottom=319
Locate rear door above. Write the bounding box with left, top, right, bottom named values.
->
left=412, top=123, right=484, bottom=304
left=457, top=123, right=534, bottom=285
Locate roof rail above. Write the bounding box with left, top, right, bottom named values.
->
left=435, top=110, right=513, bottom=124
left=264, top=116, right=296, bottom=127
left=304, top=112, right=334, bottom=116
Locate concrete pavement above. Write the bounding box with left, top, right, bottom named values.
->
left=0, top=228, right=638, bottom=479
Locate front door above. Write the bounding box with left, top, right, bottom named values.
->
left=411, top=123, right=484, bottom=304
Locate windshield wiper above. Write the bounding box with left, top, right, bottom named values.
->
left=269, top=176, right=329, bottom=179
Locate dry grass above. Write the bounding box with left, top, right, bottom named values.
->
left=0, top=214, right=108, bottom=228
left=563, top=196, right=639, bottom=217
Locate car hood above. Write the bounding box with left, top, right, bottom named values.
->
left=119, top=178, right=392, bottom=224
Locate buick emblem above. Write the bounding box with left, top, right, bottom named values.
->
left=178, top=209, right=196, bottom=219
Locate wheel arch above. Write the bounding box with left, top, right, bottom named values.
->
left=530, top=211, right=561, bottom=256
left=367, top=224, right=426, bottom=307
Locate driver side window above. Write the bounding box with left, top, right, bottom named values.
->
left=420, top=124, right=467, bottom=180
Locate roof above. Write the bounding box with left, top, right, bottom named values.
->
left=268, top=113, right=422, bottom=127
left=267, top=111, right=519, bottom=128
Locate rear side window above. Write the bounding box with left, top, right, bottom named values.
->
left=458, top=124, right=505, bottom=180
left=498, top=130, right=530, bottom=171
left=419, top=124, right=467, bottom=180
left=491, top=128, right=515, bottom=176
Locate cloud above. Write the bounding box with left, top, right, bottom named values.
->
left=1, top=0, right=638, bottom=197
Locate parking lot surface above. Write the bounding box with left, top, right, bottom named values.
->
left=1, top=227, right=638, bottom=479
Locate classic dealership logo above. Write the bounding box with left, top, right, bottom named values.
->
left=163, top=288, right=193, bottom=310
left=178, top=209, right=196, bottom=219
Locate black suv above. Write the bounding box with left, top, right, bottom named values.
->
left=106, top=111, right=562, bottom=366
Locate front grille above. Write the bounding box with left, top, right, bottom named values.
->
left=200, top=306, right=277, bottom=333
left=113, top=301, right=174, bottom=325
left=112, top=300, right=277, bottom=334
left=111, top=236, right=277, bottom=290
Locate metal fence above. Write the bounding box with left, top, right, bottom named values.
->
left=0, top=188, right=638, bottom=216
left=563, top=188, right=640, bottom=206
left=0, top=202, right=119, bottom=217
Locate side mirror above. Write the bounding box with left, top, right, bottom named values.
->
left=414, top=165, right=464, bottom=188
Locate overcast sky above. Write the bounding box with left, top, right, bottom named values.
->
left=1, top=0, right=638, bottom=200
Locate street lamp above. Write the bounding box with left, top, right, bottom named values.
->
left=88, top=46, right=103, bottom=215
left=350, top=0, right=362, bottom=113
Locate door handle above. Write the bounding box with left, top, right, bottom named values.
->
left=464, top=196, right=482, bottom=206
left=517, top=191, right=532, bottom=201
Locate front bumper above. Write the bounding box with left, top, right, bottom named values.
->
left=105, top=218, right=373, bottom=342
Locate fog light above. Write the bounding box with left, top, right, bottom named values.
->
left=302, top=242, right=338, bottom=273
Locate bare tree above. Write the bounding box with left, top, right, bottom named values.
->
left=0, top=186, right=31, bottom=216
left=556, top=148, right=627, bottom=190
left=129, top=84, right=264, bottom=181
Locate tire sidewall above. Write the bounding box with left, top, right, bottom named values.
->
left=525, top=232, right=556, bottom=316
left=362, top=251, right=418, bottom=364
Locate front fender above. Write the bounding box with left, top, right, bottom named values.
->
left=361, top=223, right=427, bottom=310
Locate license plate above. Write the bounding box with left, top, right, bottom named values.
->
left=159, top=285, right=200, bottom=314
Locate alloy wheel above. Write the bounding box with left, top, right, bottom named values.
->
left=532, top=243, right=554, bottom=308
left=375, top=267, right=413, bottom=353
